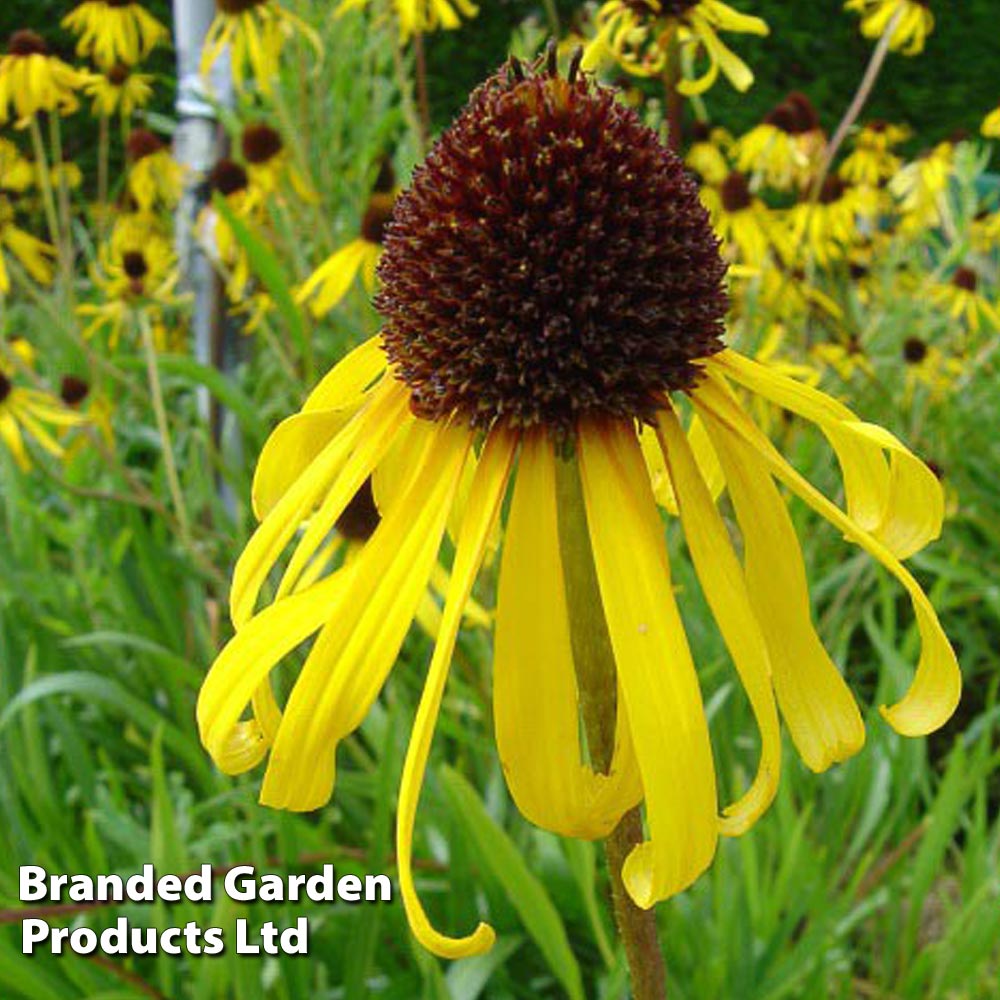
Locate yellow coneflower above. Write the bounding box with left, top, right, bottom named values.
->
left=59, top=374, right=115, bottom=451
left=889, top=141, right=953, bottom=233
left=844, top=0, right=934, bottom=56
left=585, top=0, right=769, bottom=94
left=38, top=158, right=84, bottom=192
left=198, top=57, right=959, bottom=958
left=685, top=121, right=733, bottom=185
left=929, top=266, right=1000, bottom=335
left=0, top=371, right=85, bottom=470
left=0, top=195, right=56, bottom=292
left=839, top=120, right=909, bottom=188
left=4, top=334, right=36, bottom=370
left=62, top=0, right=169, bottom=69
left=199, top=158, right=256, bottom=302
left=125, top=128, right=182, bottom=211
left=84, top=61, right=154, bottom=117
left=337, top=0, right=479, bottom=40
left=201, top=0, right=321, bottom=97
left=733, top=92, right=824, bottom=191
left=77, top=236, right=181, bottom=348
left=239, top=122, right=316, bottom=209
left=0, top=30, right=91, bottom=126
left=296, top=162, right=395, bottom=317
left=812, top=336, right=876, bottom=381
left=0, top=137, right=34, bottom=192
left=700, top=170, right=783, bottom=267
left=900, top=336, right=962, bottom=403
left=789, top=176, right=876, bottom=269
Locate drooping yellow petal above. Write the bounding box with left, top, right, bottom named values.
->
left=656, top=406, right=780, bottom=836
left=259, top=421, right=471, bottom=811
left=714, top=350, right=943, bottom=559
left=252, top=409, right=357, bottom=520
left=494, top=431, right=642, bottom=840
left=198, top=570, right=348, bottom=771
left=695, top=374, right=961, bottom=740
left=302, top=335, right=387, bottom=414
left=695, top=391, right=866, bottom=772
left=231, top=379, right=407, bottom=626
left=397, top=428, right=515, bottom=959
left=578, top=419, right=717, bottom=908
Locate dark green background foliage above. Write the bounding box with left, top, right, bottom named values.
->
left=3, top=1, right=995, bottom=147
left=424, top=0, right=1000, bottom=147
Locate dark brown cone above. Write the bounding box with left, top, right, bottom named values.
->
left=9, top=30, right=48, bottom=56
left=126, top=129, right=165, bottom=161
left=360, top=193, right=395, bottom=245
left=721, top=171, right=752, bottom=212
left=376, top=56, right=728, bottom=434
left=106, top=63, right=131, bottom=85
left=952, top=267, right=977, bottom=292
left=0, top=371, right=11, bottom=403
left=216, top=0, right=267, bottom=12
left=60, top=375, right=90, bottom=406
left=336, top=479, right=381, bottom=541
left=122, top=250, right=148, bottom=279
left=241, top=123, right=283, bottom=164
left=209, top=158, right=248, bottom=196
left=903, top=337, right=928, bottom=364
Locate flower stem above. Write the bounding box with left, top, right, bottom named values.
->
left=97, top=113, right=110, bottom=226
left=555, top=451, right=668, bottom=1000
left=138, top=310, right=192, bottom=550
left=28, top=116, right=62, bottom=259
left=413, top=31, right=432, bottom=150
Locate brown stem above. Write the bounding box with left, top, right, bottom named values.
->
left=664, top=39, right=684, bottom=152
left=556, top=453, right=668, bottom=1000
left=413, top=30, right=431, bottom=150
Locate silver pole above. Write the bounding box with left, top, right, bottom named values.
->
left=171, top=0, right=232, bottom=417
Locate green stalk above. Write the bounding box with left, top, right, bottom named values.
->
left=138, top=309, right=192, bottom=551
left=555, top=451, right=668, bottom=1000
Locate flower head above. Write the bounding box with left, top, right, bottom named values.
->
left=585, top=0, right=769, bottom=94
left=0, top=371, right=85, bottom=470
left=201, top=0, right=321, bottom=97
left=0, top=30, right=92, bottom=125
left=199, top=54, right=959, bottom=959
left=845, top=0, right=934, bottom=56
left=84, top=61, right=154, bottom=116
left=295, top=160, right=396, bottom=317
left=61, top=0, right=169, bottom=69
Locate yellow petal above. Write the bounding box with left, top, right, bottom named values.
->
left=695, top=374, right=960, bottom=740
left=231, top=380, right=406, bottom=626
left=252, top=409, right=357, bottom=520
left=494, top=431, right=642, bottom=840
left=695, top=391, right=865, bottom=772
left=198, top=570, right=347, bottom=769
left=714, top=350, right=943, bottom=558
left=301, top=335, right=387, bottom=414
left=258, top=421, right=471, bottom=811
left=578, top=419, right=717, bottom=907
left=656, top=406, right=780, bottom=836
left=397, top=428, right=515, bottom=959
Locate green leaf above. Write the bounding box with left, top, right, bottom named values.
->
left=439, top=766, right=584, bottom=1000
left=212, top=192, right=313, bottom=379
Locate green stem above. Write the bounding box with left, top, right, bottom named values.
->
left=138, top=310, right=192, bottom=550
left=28, top=116, right=61, bottom=256
left=97, top=113, right=110, bottom=227
left=555, top=452, right=668, bottom=1000
left=48, top=113, right=74, bottom=301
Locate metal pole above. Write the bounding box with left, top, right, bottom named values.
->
left=171, top=0, right=233, bottom=426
